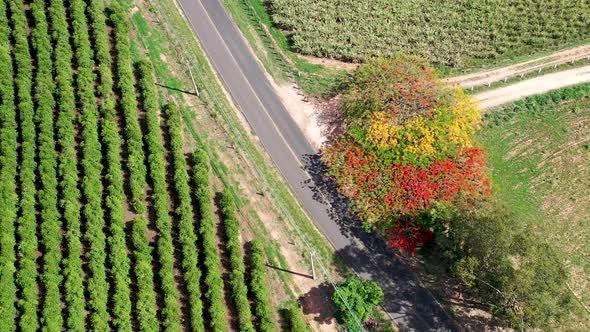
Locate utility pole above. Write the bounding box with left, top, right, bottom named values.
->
left=187, top=60, right=199, bottom=96
left=310, top=250, right=316, bottom=280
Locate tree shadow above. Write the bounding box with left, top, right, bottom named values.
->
left=297, top=282, right=337, bottom=325
left=300, top=152, right=462, bottom=332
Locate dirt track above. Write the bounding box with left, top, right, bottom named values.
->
left=474, top=65, right=590, bottom=109
left=447, top=45, right=590, bottom=88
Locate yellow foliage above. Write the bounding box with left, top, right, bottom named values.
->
left=366, top=111, right=402, bottom=150
left=447, top=89, right=481, bottom=148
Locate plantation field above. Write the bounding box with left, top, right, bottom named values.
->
left=269, top=0, right=590, bottom=68
left=478, top=92, right=590, bottom=328
left=0, top=0, right=285, bottom=330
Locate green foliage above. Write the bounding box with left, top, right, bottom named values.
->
left=130, top=217, right=159, bottom=332
left=438, top=202, right=574, bottom=329
left=89, top=1, right=132, bottom=330
left=137, top=59, right=181, bottom=332
left=248, top=240, right=275, bottom=332
left=0, top=0, right=17, bottom=329
left=47, top=0, right=85, bottom=329
left=110, top=3, right=147, bottom=213
left=270, top=0, right=590, bottom=67
left=70, top=0, right=111, bottom=329
left=285, top=306, right=310, bottom=332
left=192, top=149, right=227, bottom=332
left=27, top=0, right=65, bottom=329
left=164, top=101, right=205, bottom=332
left=333, top=277, right=384, bottom=331
left=219, top=192, right=255, bottom=332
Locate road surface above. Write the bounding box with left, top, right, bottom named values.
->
left=474, top=65, right=590, bottom=109
left=175, top=0, right=459, bottom=331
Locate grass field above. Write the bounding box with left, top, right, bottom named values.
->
left=269, top=0, right=590, bottom=69
left=478, top=96, right=590, bottom=328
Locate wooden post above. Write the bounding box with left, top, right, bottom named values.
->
left=310, top=250, right=316, bottom=280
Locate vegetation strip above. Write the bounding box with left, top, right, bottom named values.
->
left=0, top=0, right=17, bottom=329
left=219, top=193, right=255, bottom=332
left=130, top=217, right=159, bottom=332
left=25, top=0, right=65, bottom=329
left=88, top=1, right=132, bottom=330
left=164, top=101, right=205, bottom=332
left=70, top=0, right=110, bottom=329
left=192, top=149, right=227, bottom=331
left=137, top=59, right=181, bottom=331
left=48, top=0, right=86, bottom=329
left=111, top=4, right=148, bottom=214
left=6, top=0, right=38, bottom=329
left=248, top=240, right=275, bottom=332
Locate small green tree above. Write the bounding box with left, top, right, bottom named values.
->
left=333, top=277, right=384, bottom=331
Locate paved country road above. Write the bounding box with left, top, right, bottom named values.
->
left=176, top=0, right=460, bottom=330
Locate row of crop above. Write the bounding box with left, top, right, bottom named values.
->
left=110, top=3, right=147, bottom=214
left=164, top=101, right=205, bottom=331
left=130, top=216, right=159, bottom=332
left=28, top=0, right=65, bottom=330
left=88, top=1, right=132, bottom=330
left=219, top=193, right=255, bottom=332
left=5, top=0, right=36, bottom=329
left=70, top=0, right=110, bottom=329
left=192, top=149, right=228, bottom=331
left=48, top=0, right=85, bottom=330
left=248, top=240, right=275, bottom=332
left=0, top=0, right=17, bottom=330
left=137, top=59, right=181, bottom=331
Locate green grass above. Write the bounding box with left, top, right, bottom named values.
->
left=478, top=98, right=590, bottom=327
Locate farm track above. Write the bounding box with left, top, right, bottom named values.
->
left=447, top=44, right=590, bottom=87
left=475, top=65, right=590, bottom=109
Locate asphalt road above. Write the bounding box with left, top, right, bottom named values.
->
left=176, top=0, right=460, bottom=330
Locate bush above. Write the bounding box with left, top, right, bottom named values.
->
left=333, top=277, right=384, bottom=332
left=192, top=149, right=227, bottom=332
left=130, top=217, right=159, bottom=332
left=164, top=101, right=204, bottom=331
left=248, top=240, right=275, bottom=332
left=47, top=0, right=85, bottom=329
left=285, top=306, right=310, bottom=332
left=137, top=59, right=181, bottom=332
left=0, top=1, right=17, bottom=329
left=219, top=192, right=255, bottom=332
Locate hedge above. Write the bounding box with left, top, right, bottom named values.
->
left=47, top=0, right=85, bottom=329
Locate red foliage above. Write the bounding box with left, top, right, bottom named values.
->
left=386, top=220, right=435, bottom=254
left=322, top=140, right=490, bottom=252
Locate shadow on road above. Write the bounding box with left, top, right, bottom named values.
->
left=301, top=153, right=461, bottom=332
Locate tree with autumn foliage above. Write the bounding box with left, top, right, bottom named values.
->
left=322, top=55, right=490, bottom=252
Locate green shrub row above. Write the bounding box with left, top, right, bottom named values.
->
left=5, top=0, right=37, bottom=329
left=89, top=1, right=131, bottom=330
left=28, top=0, right=64, bottom=330
left=130, top=217, right=159, bottom=332
left=248, top=240, right=275, bottom=332
left=110, top=4, right=147, bottom=213
left=47, top=0, right=85, bottom=329
left=0, top=0, right=17, bottom=330
left=192, top=149, right=227, bottom=332
left=136, top=59, right=181, bottom=332
left=69, top=0, right=109, bottom=329
left=164, top=101, right=205, bottom=331
left=219, top=192, right=255, bottom=332
left=286, top=305, right=310, bottom=332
